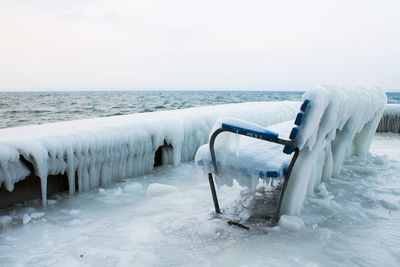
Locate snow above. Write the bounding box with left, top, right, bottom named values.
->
left=0, top=133, right=399, bottom=266
left=0, top=101, right=300, bottom=205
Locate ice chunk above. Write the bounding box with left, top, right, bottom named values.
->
left=30, top=212, right=45, bottom=219
left=146, top=183, right=179, bottom=197
left=22, top=214, right=31, bottom=225
left=278, top=215, right=305, bottom=231
left=123, top=182, right=144, bottom=194
left=0, top=216, right=13, bottom=229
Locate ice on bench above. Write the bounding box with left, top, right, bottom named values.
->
left=196, top=85, right=387, bottom=216
left=195, top=130, right=292, bottom=191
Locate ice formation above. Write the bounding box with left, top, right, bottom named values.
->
left=195, top=85, right=386, bottom=216
left=282, top=85, right=386, bottom=214
left=377, top=104, right=400, bottom=133
left=0, top=101, right=299, bottom=205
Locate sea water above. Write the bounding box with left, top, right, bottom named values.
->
left=1, top=91, right=398, bottom=129
left=0, top=91, right=303, bottom=129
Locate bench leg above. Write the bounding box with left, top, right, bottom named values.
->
left=273, top=148, right=300, bottom=223
left=208, top=173, right=221, bottom=214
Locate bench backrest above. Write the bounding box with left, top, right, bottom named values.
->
left=283, top=99, right=310, bottom=154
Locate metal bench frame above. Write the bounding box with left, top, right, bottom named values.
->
left=206, top=99, right=309, bottom=223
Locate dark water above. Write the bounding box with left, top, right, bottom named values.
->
left=0, top=91, right=399, bottom=129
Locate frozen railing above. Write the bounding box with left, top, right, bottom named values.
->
left=0, top=101, right=300, bottom=206
left=377, top=104, right=400, bottom=133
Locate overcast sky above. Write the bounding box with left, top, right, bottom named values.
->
left=0, top=0, right=399, bottom=91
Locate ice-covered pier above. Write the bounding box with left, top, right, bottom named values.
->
left=0, top=101, right=300, bottom=207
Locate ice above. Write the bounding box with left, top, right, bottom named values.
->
left=146, top=183, right=179, bottom=196
left=0, top=215, right=12, bottom=229
left=123, top=182, right=144, bottom=194
left=30, top=212, right=45, bottom=219
left=281, top=85, right=386, bottom=215
left=278, top=215, right=305, bottom=231
left=377, top=104, right=400, bottom=133
left=0, top=101, right=299, bottom=205
left=195, top=85, right=386, bottom=216
left=0, top=134, right=399, bottom=266
left=22, top=214, right=31, bottom=225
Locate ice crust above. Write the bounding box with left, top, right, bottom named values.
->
left=0, top=101, right=299, bottom=205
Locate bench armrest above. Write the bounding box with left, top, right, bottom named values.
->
left=209, top=118, right=295, bottom=174
left=221, top=118, right=279, bottom=141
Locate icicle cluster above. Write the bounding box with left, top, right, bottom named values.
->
left=0, top=101, right=299, bottom=205
left=281, top=85, right=386, bottom=215
left=376, top=104, right=400, bottom=133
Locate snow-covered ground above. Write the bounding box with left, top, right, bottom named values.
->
left=0, top=133, right=399, bottom=266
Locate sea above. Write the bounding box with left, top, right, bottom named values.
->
left=1, top=91, right=399, bottom=129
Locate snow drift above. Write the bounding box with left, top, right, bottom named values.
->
left=0, top=101, right=299, bottom=205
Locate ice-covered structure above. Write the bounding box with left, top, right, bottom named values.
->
left=195, top=85, right=387, bottom=216
left=0, top=101, right=299, bottom=206
left=281, top=85, right=386, bottom=214
left=377, top=104, right=400, bottom=133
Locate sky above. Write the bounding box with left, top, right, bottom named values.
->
left=0, top=0, right=399, bottom=91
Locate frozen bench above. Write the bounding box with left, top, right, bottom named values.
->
left=195, top=99, right=310, bottom=222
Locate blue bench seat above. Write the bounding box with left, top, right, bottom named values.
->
left=196, top=134, right=291, bottom=181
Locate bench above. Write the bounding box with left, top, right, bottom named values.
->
left=195, top=99, right=310, bottom=223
